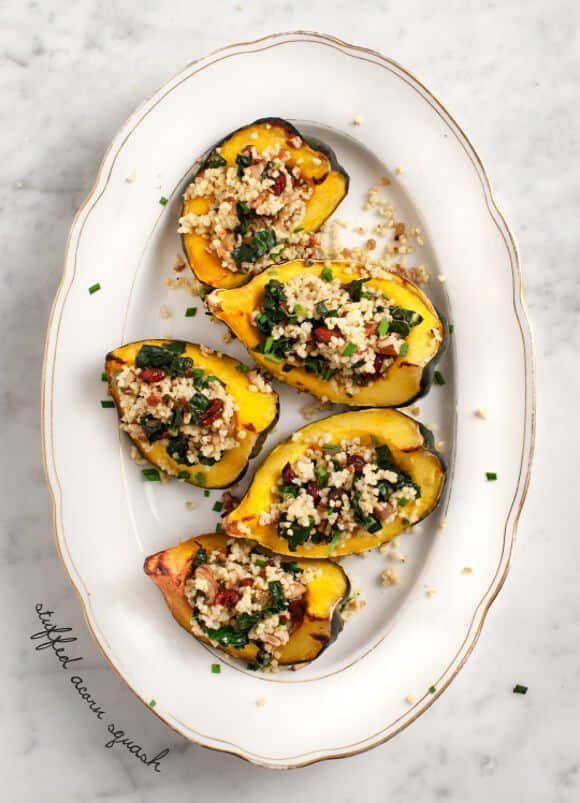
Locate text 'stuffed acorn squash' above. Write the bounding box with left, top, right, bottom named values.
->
left=207, top=260, right=445, bottom=407
left=224, top=409, right=446, bottom=557
left=144, top=533, right=350, bottom=668
left=180, top=118, right=348, bottom=289
left=105, top=340, right=278, bottom=488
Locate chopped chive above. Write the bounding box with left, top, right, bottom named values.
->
left=264, top=353, right=283, bottom=365
left=236, top=363, right=250, bottom=373
left=428, top=685, right=437, bottom=694
left=148, top=699, right=157, bottom=708
left=322, top=443, right=337, bottom=450
left=215, top=523, right=223, bottom=533
left=263, top=336, right=274, bottom=353
left=513, top=684, right=528, bottom=695
left=211, top=663, right=221, bottom=674
left=402, top=517, right=410, bottom=525
left=195, top=472, right=205, bottom=485
left=321, top=267, right=333, bottom=282
left=449, top=323, right=454, bottom=334
left=254, top=557, right=267, bottom=568
left=434, top=371, right=446, bottom=386
left=327, top=530, right=343, bottom=554
left=159, top=196, right=168, bottom=206
left=100, top=400, right=115, bottom=408
left=293, top=226, right=304, bottom=233
left=370, top=434, right=380, bottom=446
left=101, top=371, right=107, bottom=382
left=293, top=303, right=307, bottom=317
left=397, top=498, right=409, bottom=507
left=203, top=489, right=210, bottom=497
left=486, top=472, right=497, bottom=481
left=377, top=318, right=390, bottom=337
left=399, top=342, right=409, bottom=357
left=88, top=283, right=101, bottom=295
left=268, top=269, right=279, bottom=276
left=342, top=342, right=357, bottom=357
left=142, top=468, right=161, bottom=482
left=185, top=307, right=197, bottom=317
left=213, top=501, right=223, bottom=512
left=177, top=470, right=190, bottom=480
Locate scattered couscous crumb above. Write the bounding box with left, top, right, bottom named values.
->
left=382, top=568, right=400, bottom=586
left=437, top=275, right=447, bottom=283
left=405, top=694, right=416, bottom=705
left=425, top=588, right=437, bottom=598
left=353, top=116, right=364, bottom=126
left=125, top=171, right=137, bottom=183
left=184, top=500, right=197, bottom=511
left=462, top=566, right=473, bottom=575
left=475, top=408, right=486, bottom=419
left=256, top=698, right=268, bottom=707
left=129, top=446, right=149, bottom=467
left=14, top=180, right=24, bottom=189
left=300, top=398, right=333, bottom=420
left=341, top=590, right=366, bottom=621
left=409, top=405, right=421, bottom=416
left=165, top=275, right=203, bottom=296
left=222, top=330, right=233, bottom=344
left=436, top=441, right=445, bottom=450
left=159, top=304, right=171, bottom=320
left=353, top=225, right=368, bottom=235
left=173, top=254, right=187, bottom=273
left=395, top=166, right=405, bottom=175
left=380, top=176, right=391, bottom=186
left=438, top=519, right=446, bottom=529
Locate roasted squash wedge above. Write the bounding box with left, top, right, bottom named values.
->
left=224, top=409, right=446, bottom=557
left=207, top=260, right=445, bottom=407
left=105, top=340, right=278, bottom=488
left=180, top=118, right=348, bottom=289
left=144, top=533, right=350, bottom=668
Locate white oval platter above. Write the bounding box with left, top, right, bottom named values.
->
left=42, top=32, right=534, bottom=768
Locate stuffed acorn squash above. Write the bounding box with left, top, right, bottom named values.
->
left=144, top=533, right=350, bottom=670
left=178, top=118, right=349, bottom=289
left=224, top=409, right=446, bottom=557
left=207, top=260, right=445, bottom=407
left=105, top=340, right=278, bottom=488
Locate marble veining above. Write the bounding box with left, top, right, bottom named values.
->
left=1, top=1, right=578, bottom=800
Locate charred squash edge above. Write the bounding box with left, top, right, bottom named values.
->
left=104, top=340, right=279, bottom=489
left=207, top=259, right=447, bottom=408
left=144, top=533, right=350, bottom=667
left=180, top=117, right=349, bottom=289
left=224, top=408, right=447, bottom=557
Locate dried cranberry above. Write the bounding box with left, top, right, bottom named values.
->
left=146, top=393, right=161, bottom=407
left=312, top=326, right=335, bottom=344
left=305, top=481, right=321, bottom=503
left=328, top=487, right=344, bottom=503
left=221, top=491, right=239, bottom=513
left=140, top=368, right=166, bottom=382
left=199, top=398, right=224, bottom=426
left=282, top=462, right=296, bottom=484
left=271, top=172, right=286, bottom=196
left=215, top=589, right=240, bottom=607
left=346, top=454, right=365, bottom=475
left=239, top=578, right=254, bottom=587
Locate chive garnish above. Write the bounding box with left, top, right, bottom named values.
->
left=428, top=685, right=437, bottom=694
left=370, top=434, right=380, bottom=446
left=211, top=663, right=221, bottom=674
left=264, top=353, right=283, bottom=365
left=321, top=267, right=333, bottom=282
left=215, top=523, right=223, bottom=533
left=203, top=489, right=210, bottom=498
left=486, top=472, right=497, bottom=481
left=88, top=283, right=101, bottom=295
left=142, top=469, right=161, bottom=482
left=185, top=307, right=197, bottom=317
left=100, top=400, right=115, bottom=408
left=342, top=342, right=357, bottom=357
left=513, top=684, right=528, bottom=695
left=264, top=336, right=274, bottom=353
left=449, top=323, right=454, bottom=334
left=148, top=699, right=157, bottom=708
left=236, top=363, right=250, bottom=373
left=434, top=371, right=446, bottom=385
left=322, top=443, right=337, bottom=450
left=293, top=226, right=304, bottom=233
left=377, top=318, right=390, bottom=337
left=399, top=342, right=409, bottom=357
left=159, top=196, right=168, bottom=206
left=397, top=498, right=409, bottom=507
left=195, top=472, right=205, bottom=485
left=293, top=303, right=307, bottom=317
left=327, top=530, right=343, bottom=554
left=255, top=557, right=266, bottom=568
left=177, top=470, right=190, bottom=480
left=213, top=501, right=223, bottom=512
left=101, top=372, right=107, bottom=382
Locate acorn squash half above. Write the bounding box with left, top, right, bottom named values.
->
left=224, top=409, right=446, bottom=557
left=144, top=533, right=350, bottom=668
left=207, top=260, right=445, bottom=407
left=105, top=340, right=278, bottom=488
left=180, top=117, right=349, bottom=289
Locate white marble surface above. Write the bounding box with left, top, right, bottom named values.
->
left=1, top=1, right=578, bottom=800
